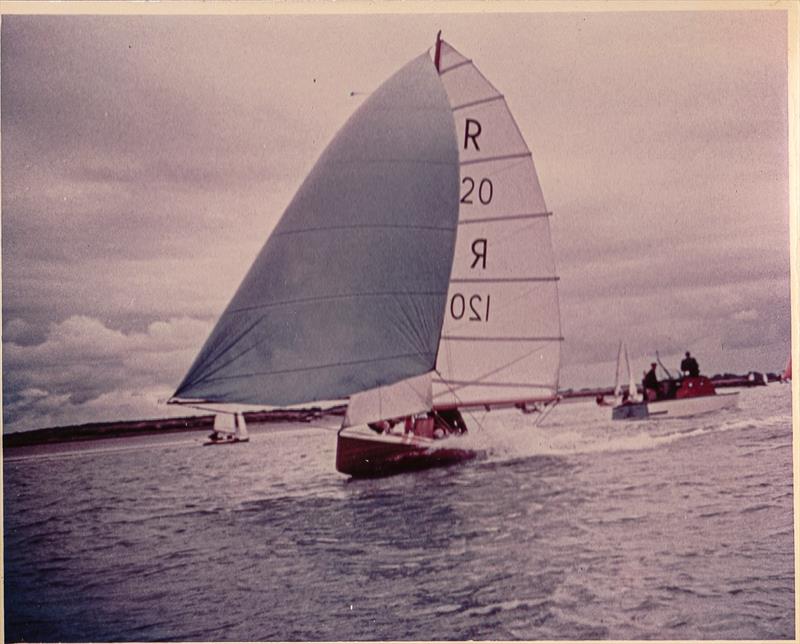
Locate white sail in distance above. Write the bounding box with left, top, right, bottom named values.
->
left=432, top=41, right=563, bottom=409
left=614, top=341, right=624, bottom=397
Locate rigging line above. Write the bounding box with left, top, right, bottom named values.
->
left=451, top=95, right=504, bottom=111
left=461, top=152, right=532, bottom=166
left=227, top=290, right=447, bottom=315
left=273, top=223, right=456, bottom=236
left=194, top=351, right=435, bottom=382
left=459, top=212, right=552, bottom=225
left=432, top=368, right=489, bottom=435
left=433, top=342, right=549, bottom=397
left=531, top=397, right=561, bottom=427
left=439, top=59, right=473, bottom=74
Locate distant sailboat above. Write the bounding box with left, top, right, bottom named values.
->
left=169, top=34, right=562, bottom=476
left=204, top=412, right=249, bottom=446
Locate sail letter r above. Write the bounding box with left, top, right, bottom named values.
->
left=471, top=238, right=487, bottom=269
left=464, top=119, right=482, bottom=151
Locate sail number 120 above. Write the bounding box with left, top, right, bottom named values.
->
left=450, top=293, right=491, bottom=322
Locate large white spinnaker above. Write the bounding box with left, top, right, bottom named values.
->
left=432, top=41, right=563, bottom=409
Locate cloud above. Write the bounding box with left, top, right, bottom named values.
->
left=3, top=315, right=212, bottom=431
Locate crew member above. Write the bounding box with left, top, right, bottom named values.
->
left=680, top=351, right=700, bottom=377
left=435, top=408, right=468, bottom=435
left=642, top=363, right=659, bottom=401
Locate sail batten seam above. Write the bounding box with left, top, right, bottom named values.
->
left=449, top=277, right=559, bottom=283
left=452, top=95, right=504, bottom=111
left=461, top=152, right=532, bottom=166
left=441, top=336, right=564, bottom=342
left=196, top=351, right=435, bottom=382
left=439, top=59, right=473, bottom=74
left=227, top=291, right=448, bottom=315
left=275, top=224, right=456, bottom=236
left=458, top=211, right=552, bottom=224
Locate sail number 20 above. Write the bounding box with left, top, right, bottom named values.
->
left=461, top=177, right=493, bottom=205
left=450, top=293, right=491, bottom=322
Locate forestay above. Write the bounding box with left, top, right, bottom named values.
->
left=432, top=41, right=562, bottom=408
left=172, top=54, right=460, bottom=407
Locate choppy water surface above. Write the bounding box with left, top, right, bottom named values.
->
left=5, top=385, right=794, bottom=641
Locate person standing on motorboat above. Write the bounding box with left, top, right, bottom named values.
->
left=680, top=351, right=700, bottom=377
left=642, top=363, right=660, bottom=401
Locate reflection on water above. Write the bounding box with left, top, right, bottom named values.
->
left=4, top=386, right=794, bottom=640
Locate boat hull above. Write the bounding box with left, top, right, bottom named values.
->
left=613, top=392, right=738, bottom=420
left=336, top=427, right=479, bottom=478
left=202, top=437, right=250, bottom=446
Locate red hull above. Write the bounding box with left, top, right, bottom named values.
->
left=336, top=432, right=479, bottom=478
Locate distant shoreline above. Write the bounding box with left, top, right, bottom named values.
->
left=3, top=371, right=778, bottom=449
left=2, top=406, right=347, bottom=449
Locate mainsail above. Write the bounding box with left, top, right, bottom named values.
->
left=431, top=41, right=562, bottom=409
left=171, top=54, right=460, bottom=411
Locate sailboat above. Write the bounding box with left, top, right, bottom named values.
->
left=204, top=412, right=249, bottom=446
left=169, top=34, right=562, bottom=477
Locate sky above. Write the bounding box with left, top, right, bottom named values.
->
left=1, top=7, right=793, bottom=432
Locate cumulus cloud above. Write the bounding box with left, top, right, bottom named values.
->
left=3, top=315, right=213, bottom=431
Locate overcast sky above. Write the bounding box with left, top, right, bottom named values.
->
left=1, top=8, right=792, bottom=432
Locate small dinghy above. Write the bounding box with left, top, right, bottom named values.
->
left=203, top=412, right=249, bottom=446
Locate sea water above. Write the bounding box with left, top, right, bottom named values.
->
left=4, top=385, right=794, bottom=641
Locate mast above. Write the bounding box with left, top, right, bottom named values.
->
left=434, top=30, right=443, bottom=72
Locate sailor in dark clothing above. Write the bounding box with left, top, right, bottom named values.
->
left=680, top=351, right=700, bottom=377
left=436, top=408, right=468, bottom=435
left=642, top=363, right=659, bottom=401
